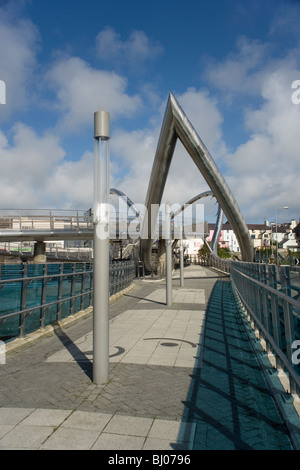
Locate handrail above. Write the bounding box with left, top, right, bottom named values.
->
left=232, top=266, right=300, bottom=313
left=0, top=260, right=136, bottom=340
left=231, top=261, right=300, bottom=394
left=232, top=277, right=300, bottom=392
left=0, top=290, right=92, bottom=321
left=209, top=253, right=232, bottom=273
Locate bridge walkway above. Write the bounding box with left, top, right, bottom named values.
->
left=0, top=265, right=296, bottom=450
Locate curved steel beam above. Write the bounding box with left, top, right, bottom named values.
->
left=110, top=188, right=140, bottom=217
left=171, top=190, right=214, bottom=220
left=171, top=190, right=224, bottom=253
left=211, top=204, right=224, bottom=254
left=171, top=190, right=214, bottom=250
left=141, top=92, right=253, bottom=271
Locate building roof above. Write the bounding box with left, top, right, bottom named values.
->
left=208, top=222, right=269, bottom=231
left=207, top=221, right=298, bottom=233
left=293, top=222, right=300, bottom=236
left=247, top=224, right=270, bottom=231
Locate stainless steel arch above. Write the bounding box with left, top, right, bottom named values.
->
left=141, top=92, right=253, bottom=271
left=110, top=188, right=140, bottom=217
left=211, top=204, right=224, bottom=254
left=171, top=190, right=214, bottom=219
left=171, top=190, right=224, bottom=254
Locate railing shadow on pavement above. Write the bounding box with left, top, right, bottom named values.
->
left=123, top=293, right=166, bottom=306
left=174, top=278, right=293, bottom=450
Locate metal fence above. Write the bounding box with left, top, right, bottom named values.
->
left=230, top=261, right=300, bottom=394
left=0, top=241, right=93, bottom=261
left=0, top=260, right=135, bottom=341
left=209, top=253, right=231, bottom=273
left=0, top=209, right=93, bottom=232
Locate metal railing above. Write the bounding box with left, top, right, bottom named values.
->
left=0, top=260, right=135, bottom=341
left=0, top=241, right=93, bottom=260
left=209, top=253, right=232, bottom=273
left=231, top=261, right=300, bottom=394
left=0, top=209, right=93, bottom=232
left=0, top=208, right=205, bottom=241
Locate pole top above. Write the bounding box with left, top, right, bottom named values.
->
left=94, top=110, right=110, bottom=140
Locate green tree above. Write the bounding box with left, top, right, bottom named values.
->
left=198, top=243, right=210, bottom=258
left=217, top=244, right=231, bottom=258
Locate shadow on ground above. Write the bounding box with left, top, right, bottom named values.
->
left=176, top=279, right=293, bottom=450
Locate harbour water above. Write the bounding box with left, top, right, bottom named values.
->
left=0, top=263, right=93, bottom=340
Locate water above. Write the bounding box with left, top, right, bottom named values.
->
left=0, top=263, right=93, bottom=340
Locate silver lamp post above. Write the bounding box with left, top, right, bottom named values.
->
left=179, top=225, right=184, bottom=288
left=165, top=202, right=173, bottom=306
left=93, top=110, right=110, bottom=385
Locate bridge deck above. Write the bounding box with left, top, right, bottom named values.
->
left=0, top=265, right=297, bottom=450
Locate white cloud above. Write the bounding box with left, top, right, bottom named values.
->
left=45, top=150, right=94, bottom=209
left=175, top=87, right=227, bottom=159
left=202, top=29, right=300, bottom=222
left=204, top=36, right=269, bottom=99
left=224, top=65, right=300, bottom=221
left=0, top=123, right=65, bottom=208
left=95, top=27, right=163, bottom=66
left=0, top=3, right=40, bottom=120
left=111, top=127, right=159, bottom=204
left=45, top=56, right=142, bottom=134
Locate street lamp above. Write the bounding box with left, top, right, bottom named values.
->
left=165, top=202, right=172, bottom=306
left=275, top=206, right=289, bottom=264
left=93, top=110, right=110, bottom=385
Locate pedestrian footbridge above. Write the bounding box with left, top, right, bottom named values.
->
left=0, top=92, right=299, bottom=449
left=0, top=262, right=300, bottom=450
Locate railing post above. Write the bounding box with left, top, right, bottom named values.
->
left=270, top=291, right=282, bottom=351
left=57, top=264, right=63, bottom=321
left=283, top=299, right=295, bottom=365
left=81, top=262, right=86, bottom=310
left=280, top=267, right=295, bottom=367
left=70, top=264, right=76, bottom=316
left=268, top=264, right=277, bottom=289
left=40, top=263, right=48, bottom=329
left=19, top=264, right=28, bottom=338
left=279, top=266, right=291, bottom=297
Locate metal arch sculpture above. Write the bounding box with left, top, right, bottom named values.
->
left=170, top=190, right=224, bottom=254
left=141, top=92, right=253, bottom=271
left=211, top=204, right=224, bottom=254
left=109, top=188, right=140, bottom=217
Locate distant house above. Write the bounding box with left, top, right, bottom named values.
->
left=247, top=223, right=271, bottom=250
left=206, top=220, right=298, bottom=253
left=207, top=222, right=271, bottom=252
left=293, top=222, right=300, bottom=248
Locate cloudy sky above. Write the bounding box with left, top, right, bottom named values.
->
left=0, top=0, right=299, bottom=224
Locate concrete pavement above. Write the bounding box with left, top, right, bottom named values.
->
left=0, top=264, right=298, bottom=450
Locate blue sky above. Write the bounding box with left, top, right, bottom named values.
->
left=0, top=0, right=299, bottom=224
